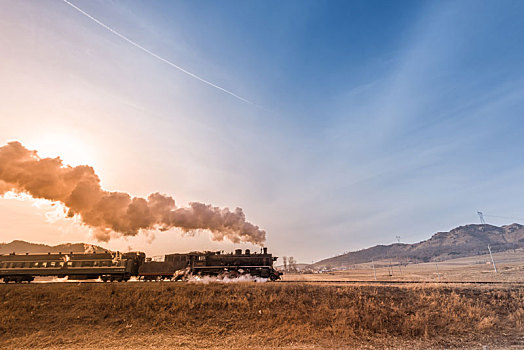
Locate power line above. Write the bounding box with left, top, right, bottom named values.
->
left=476, top=211, right=524, bottom=224
left=484, top=214, right=524, bottom=221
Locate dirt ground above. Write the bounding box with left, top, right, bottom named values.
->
left=0, top=281, right=522, bottom=350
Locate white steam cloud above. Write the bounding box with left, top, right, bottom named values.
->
left=0, top=141, right=266, bottom=245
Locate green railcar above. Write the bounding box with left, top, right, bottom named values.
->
left=0, top=251, right=145, bottom=283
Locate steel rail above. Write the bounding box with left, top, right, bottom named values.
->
left=277, top=280, right=524, bottom=285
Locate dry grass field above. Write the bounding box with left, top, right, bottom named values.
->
left=0, top=281, right=522, bottom=349
left=287, top=249, right=524, bottom=283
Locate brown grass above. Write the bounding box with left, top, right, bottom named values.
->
left=0, top=282, right=522, bottom=349
left=286, top=249, right=524, bottom=283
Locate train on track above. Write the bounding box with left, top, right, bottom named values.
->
left=0, top=248, right=282, bottom=283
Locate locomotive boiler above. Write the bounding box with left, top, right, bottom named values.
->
left=139, top=247, right=282, bottom=281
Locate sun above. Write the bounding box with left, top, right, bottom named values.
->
left=26, top=133, right=96, bottom=167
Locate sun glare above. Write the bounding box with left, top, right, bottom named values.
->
left=25, top=134, right=96, bottom=168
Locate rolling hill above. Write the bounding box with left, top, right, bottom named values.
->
left=0, top=240, right=109, bottom=255
left=315, top=223, right=524, bottom=268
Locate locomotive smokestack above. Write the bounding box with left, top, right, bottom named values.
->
left=0, top=141, right=266, bottom=245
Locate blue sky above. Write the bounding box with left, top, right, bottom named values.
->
left=0, top=0, right=523, bottom=262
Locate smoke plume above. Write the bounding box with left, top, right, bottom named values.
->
left=0, top=141, right=265, bottom=244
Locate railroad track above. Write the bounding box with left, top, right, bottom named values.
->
left=278, top=280, right=524, bottom=285
left=2, top=279, right=523, bottom=285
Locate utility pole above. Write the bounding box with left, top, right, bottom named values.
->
left=487, top=245, right=498, bottom=273
left=394, top=235, right=402, bottom=276
left=371, top=259, right=377, bottom=281
left=435, top=262, right=440, bottom=280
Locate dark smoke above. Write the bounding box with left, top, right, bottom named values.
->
left=0, top=141, right=265, bottom=244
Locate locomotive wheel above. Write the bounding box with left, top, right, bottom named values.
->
left=269, top=273, right=279, bottom=281
left=227, top=270, right=240, bottom=279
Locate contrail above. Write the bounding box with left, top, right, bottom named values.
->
left=61, top=0, right=253, bottom=105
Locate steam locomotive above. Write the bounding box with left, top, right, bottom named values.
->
left=0, top=248, right=281, bottom=283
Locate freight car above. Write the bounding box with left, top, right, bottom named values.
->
left=0, top=251, right=145, bottom=283
left=139, top=248, right=282, bottom=281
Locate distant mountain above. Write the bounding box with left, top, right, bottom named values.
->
left=315, top=223, right=524, bottom=268
left=0, top=240, right=109, bottom=255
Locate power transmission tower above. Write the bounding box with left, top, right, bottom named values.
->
left=477, top=211, right=486, bottom=224
left=487, top=245, right=498, bottom=273
left=396, top=235, right=401, bottom=243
